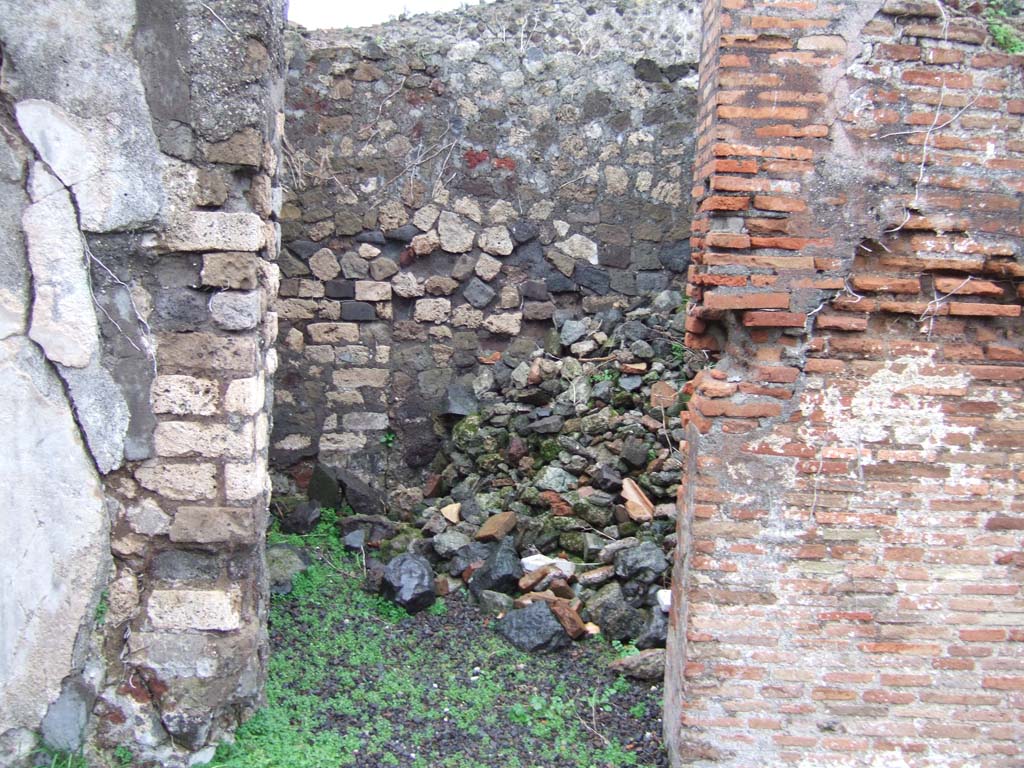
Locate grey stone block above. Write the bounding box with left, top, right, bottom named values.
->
left=462, top=277, right=496, bottom=309
left=325, top=279, right=355, bottom=299
left=575, top=264, right=611, bottom=295
left=209, top=290, right=261, bottom=331
left=340, top=301, right=376, bottom=321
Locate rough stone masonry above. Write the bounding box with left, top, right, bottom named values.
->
left=0, top=0, right=285, bottom=765
left=0, top=0, right=1021, bottom=766
left=271, top=0, right=703, bottom=515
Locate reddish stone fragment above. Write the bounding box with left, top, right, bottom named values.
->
left=549, top=599, right=587, bottom=639
left=464, top=149, right=490, bottom=169
left=621, top=478, right=654, bottom=522
left=519, top=566, right=555, bottom=592
left=641, top=415, right=663, bottom=433
left=461, top=560, right=486, bottom=582
left=507, top=436, right=528, bottom=465
left=475, top=511, right=517, bottom=542
left=650, top=381, right=679, bottom=410
left=540, top=490, right=573, bottom=517
left=423, top=473, right=443, bottom=498
left=577, top=565, right=615, bottom=587
left=550, top=578, right=575, bottom=600
left=514, top=590, right=558, bottom=608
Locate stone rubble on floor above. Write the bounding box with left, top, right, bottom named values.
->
left=285, top=290, right=703, bottom=662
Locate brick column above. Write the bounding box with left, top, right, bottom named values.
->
left=667, top=1, right=1024, bottom=764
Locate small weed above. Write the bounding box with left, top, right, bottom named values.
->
left=983, top=1, right=1023, bottom=53
left=30, top=746, right=89, bottom=768
left=537, top=438, right=561, bottom=464
left=584, top=677, right=631, bottom=715
left=380, top=429, right=397, bottom=448
left=267, top=506, right=344, bottom=549
left=611, top=638, right=640, bottom=658
left=94, top=590, right=109, bottom=627
left=988, top=15, right=1024, bottom=51
left=590, top=368, right=618, bottom=384
left=113, top=745, right=133, bottom=766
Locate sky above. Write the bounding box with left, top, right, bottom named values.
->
left=287, top=0, right=494, bottom=29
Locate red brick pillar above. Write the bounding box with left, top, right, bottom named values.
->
left=666, top=1, right=1024, bottom=764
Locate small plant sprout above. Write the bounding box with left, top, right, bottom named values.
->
left=984, top=0, right=1024, bottom=53
left=94, top=589, right=109, bottom=627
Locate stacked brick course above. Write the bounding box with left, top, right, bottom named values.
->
left=666, top=0, right=1023, bottom=765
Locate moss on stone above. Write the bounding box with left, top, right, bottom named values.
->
left=451, top=414, right=482, bottom=451
left=537, top=439, right=560, bottom=464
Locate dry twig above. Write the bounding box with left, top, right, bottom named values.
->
left=198, top=1, right=238, bottom=37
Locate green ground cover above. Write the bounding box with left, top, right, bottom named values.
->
left=200, top=509, right=665, bottom=768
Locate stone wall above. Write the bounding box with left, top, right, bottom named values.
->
left=3, top=1, right=1021, bottom=765
left=0, top=1, right=285, bottom=765
left=272, top=0, right=702, bottom=513
left=665, top=1, right=1024, bottom=765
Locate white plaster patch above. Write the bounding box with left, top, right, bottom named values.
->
left=807, top=356, right=974, bottom=454
left=15, top=100, right=162, bottom=232
left=22, top=164, right=99, bottom=368
left=57, top=353, right=131, bottom=473
left=5, top=0, right=167, bottom=234
left=0, top=292, right=27, bottom=339
left=0, top=337, right=106, bottom=734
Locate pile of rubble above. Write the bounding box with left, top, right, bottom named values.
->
left=277, top=289, right=705, bottom=656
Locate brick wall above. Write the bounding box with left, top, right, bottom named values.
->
left=665, top=1, right=1024, bottom=765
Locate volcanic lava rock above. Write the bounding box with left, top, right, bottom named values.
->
left=496, top=600, right=571, bottom=653
left=468, top=537, right=523, bottom=596
left=586, top=581, right=646, bottom=641
left=614, top=541, right=668, bottom=584
left=381, top=553, right=437, bottom=613
left=279, top=500, right=321, bottom=535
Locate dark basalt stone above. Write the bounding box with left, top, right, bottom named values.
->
left=468, top=537, right=522, bottom=596
left=340, top=300, right=376, bottom=321
left=325, top=279, right=355, bottom=299
left=381, top=553, right=436, bottom=613
left=285, top=239, right=321, bottom=260
left=280, top=500, right=321, bottom=535
left=356, top=230, right=387, bottom=245
left=496, top=600, right=571, bottom=653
